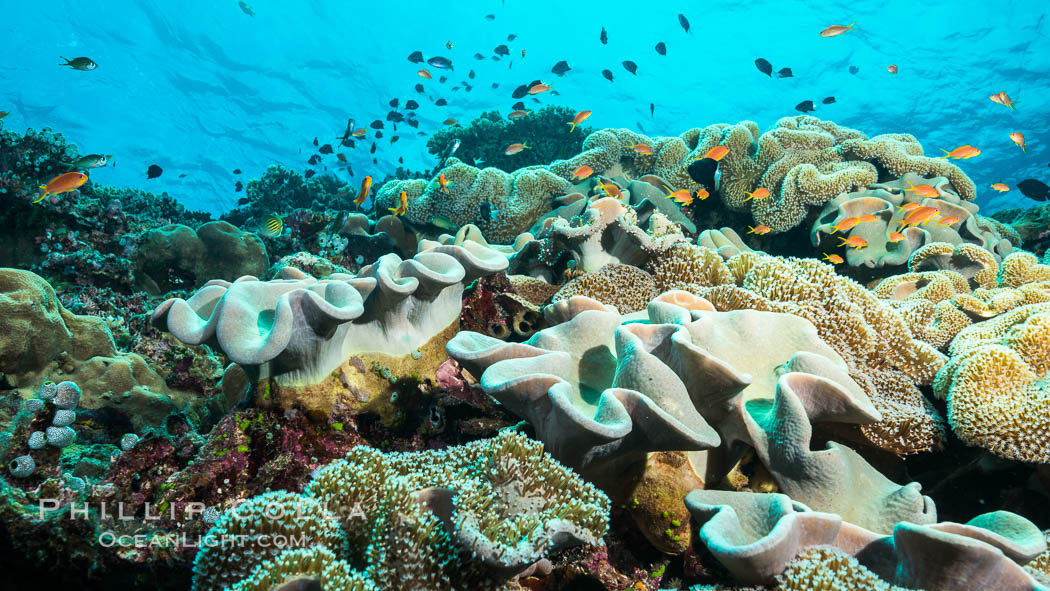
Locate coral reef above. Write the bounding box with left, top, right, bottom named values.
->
left=135, top=221, right=269, bottom=293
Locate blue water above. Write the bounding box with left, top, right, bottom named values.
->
left=3, top=0, right=1048, bottom=217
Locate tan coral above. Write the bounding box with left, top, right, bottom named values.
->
left=872, top=271, right=974, bottom=349
left=693, top=253, right=947, bottom=454
left=646, top=244, right=733, bottom=292
left=933, top=302, right=1050, bottom=463
left=507, top=275, right=559, bottom=306
left=999, top=251, right=1050, bottom=288
left=776, top=546, right=907, bottom=591
left=839, top=133, right=977, bottom=201
left=908, top=241, right=1001, bottom=289
left=552, top=264, right=658, bottom=314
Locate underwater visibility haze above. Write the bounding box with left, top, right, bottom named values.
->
left=1, top=1, right=1050, bottom=589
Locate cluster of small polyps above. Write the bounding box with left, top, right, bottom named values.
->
left=191, top=431, right=609, bottom=591
left=8, top=380, right=82, bottom=478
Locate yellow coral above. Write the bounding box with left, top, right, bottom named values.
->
left=553, top=264, right=658, bottom=314
left=776, top=546, right=907, bottom=591
left=934, top=302, right=1050, bottom=462
left=999, top=251, right=1050, bottom=288
left=908, top=242, right=1001, bottom=289
left=646, top=244, right=732, bottom=292
left=840, top=134, right=977, bottom=201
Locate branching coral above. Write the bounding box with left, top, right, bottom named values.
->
left=933, top=302, right=1050, bottom=463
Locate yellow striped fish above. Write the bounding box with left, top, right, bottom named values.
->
left=259, top=213, right=284, bottom=238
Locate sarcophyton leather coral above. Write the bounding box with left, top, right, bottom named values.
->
left=192, top=431, right=609, bottom=591
left=152, top=242, right=506, bottom=414
left=687, top=489, right=1045, bottom=590
left=872, top=270, right=974, bottom=349
left=811, top=173, right=1012, bottom=268
left=447, top=291, right=878, bottom=494
left=693, top=253, right=948, bottom=454
left=376, top=157, right=571, bottom=242
left=933, top=302, right=1050, bottom=463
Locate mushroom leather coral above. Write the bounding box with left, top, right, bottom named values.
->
left=152, top=242, right=507, bottom=387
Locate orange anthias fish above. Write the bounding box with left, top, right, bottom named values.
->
left=939, top=145, right=981, bottom=159
left=935, top=215, right=961, bottom=227
left=838, top=235, right=867, bottom=249
left=418, top=69, right=432, bottom=80
left=598, top=181, right=623, bottom=199
left=990, top=91, right=1018, bottom=109
left=694, top=188, right=710, bottom=200
left=898, top=202, right=921, bottom=213
left=388, top=190, right=409, bottom=216
left=1010, top=132, right=1026, bottom=152
left=898, top=206, right=940, bottom=229
left=991, top=183, right=1010, bottom=193
left=631, top=143, right=653, bottom=155
left=888, top=232, right=907, bottom=243
left=905, top=179, right=939, bottom=198
left=34, top=171, right=88, bottom=203
left=748, top=225, right=772, bottom=235
left=354, top=176, right=372, bottom=207
left=857, top=214, right=879, bottom=223
left=820, top=22, right=855, bottom=37
left=438, top=172, right=453, bottom=193
left=823, top=253, right=844, bottom=264
left=887, top=64, right=898, bottom=75
left=528, top=83, right=552, bottom=95
left=0, top=111, right=9, bottom=118
left=830, top=216, right=860, bottom=233
left=443, top=118, right=458, bottom=126
left=505, top=143, right=530, bottom=155
left=703, top=145, right=730, bottom=161
left=571, top=165, right=594, bottom=181
left=743, top=188, right=770, bottom=201
left=667, top=189, right=693, bottom=205
left=352, top=128, right=367, bottom=138
left=508, top=110, right=531, bottom=119
left=336, top=153, right=347, bottom=163
left=567, top=110, right=592, bottom=132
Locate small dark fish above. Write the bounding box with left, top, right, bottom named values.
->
left=490, top=55, right=500, bottom=61
left=474, top=53, right=485, bottom=60
left=452, top=86, right=461, bottom=91
left=485, top=14, right=495, bottom=20
left=464, top=83, right=472, bottom=92
left=795, top=100, right=816, bottom=113
left=342, top=139, right=354, bottom=148
left=600, top=27, right=608, bottom=44
left=391, top=136, right=400, bottom=144
left=375, top=131, right=384, bottom=139
left=650, top=103, right=654, bottom=117
left=370, top=142, right=377, bottom=154
left=623, top=60, right=638, bottom=75
left=372, top=158, right=377, bottom=164
left=687, top=158, right=718, bottom=189
left=233, top=168, right=242, bottom=174
left=319, top=143, right=333, bottom=154
left=494, top=44, right=510, bottom=56
left=308, top=154, right=321, bottom=165
left=238, top=197, right=250, bottom=206
left=439, top=75, right=448, bottom=83
left=146, top=164, right=163, bottom=179
left=512, top=84, right=529, bottom=98
left=777, top=67, right=793, bottom=78
left=370, top=120, right=384, bottom=129
left=1018, top=179, right=1050, bottom=201
left=60, top=56, right=97, bottom=71
left=480, top=200, right=499, bottom=221
left=469, top=69, right=476, bottom=79
left=655, top=42, right=667, bottom=56
left=386, top=110, right=404, bottom=122
left=428, top=56, right=453, bottom=70
left=178, top=173, right=186, bottom=178
left=415, top=83, right=425, bottom=93
left=238, top=1, right=254, bottom=16
left=435, top=98, right=448, bottom=106
left=678, top=14, right=690, bottom=33
left=822, top=96, right=836, bottom=104
left=507, top=34, right=517, bottom=41
left=405, top=99, right=419, bottom=110
left=399, top=157, right=404, bottom=164
left=389, top=98, right=399, bottom=108
left=849, top=65, right=859, bottom=75
left=492, top=82, right=499, bottom=89
left=637, top=122, right=646, bottom=134
left=602, top=69, right=614, bottom=82
left=417, top=132, right=427, bottom=136
left=552, top=60, right=570, bottom=76
left=513, top=101, right=526, bottom=110
left=313, top=137, right=319, bottom=146
left=755, top=58, right=772, bottom=77
left=235, top=181, right=244, bottom=192
left=407, top=119, right=419, bottom=128
left=305, top=169, right=316, bottom=178
left=408, top=50, right=425, bottom=64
